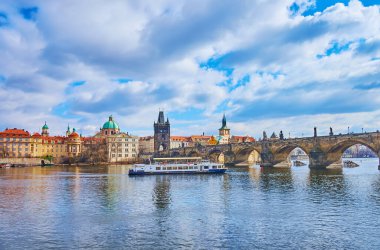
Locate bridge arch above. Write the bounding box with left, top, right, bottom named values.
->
left=208, top=149, right=224, bottom=163
left=273, top=144, right=310, bottom=167
left=171, top=151, right=181, bottom=157
left=187, top=151, right=201, bottom=157
left=326, top=139, right=379, bottom=164
left=235, top=148, right=261, bottom=165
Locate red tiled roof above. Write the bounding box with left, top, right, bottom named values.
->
left=0, top=128, right=30, bottom=137
left=171, top=136, right=190, bottom=141
left=69, top=132, right=80, bottom=138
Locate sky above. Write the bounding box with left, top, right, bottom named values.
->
left=0, top=0, right=380, bottom=138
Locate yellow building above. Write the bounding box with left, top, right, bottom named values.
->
left=0, top=123, right=83, bottom=162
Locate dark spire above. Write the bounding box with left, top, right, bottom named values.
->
left=157, top=111, right=165, bottom=124
left=314, top=127, right=317, bottom=137
left=219, top=113, right=228, bottom=130
left=222, top=113, right=226, bottom=127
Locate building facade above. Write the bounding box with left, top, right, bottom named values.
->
left=94, top=115, right=139, bottom=163
left=0, top=123, right=82, bottom=162
left=139, top=136, right=154, bottom=153
left=170, top=136, right=191, bottom=149
left=0, top=115, right=139, bottom=164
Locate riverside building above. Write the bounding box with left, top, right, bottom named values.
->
left=94, top=115, right=139, bottom=163
left=0, top=123, right=82, bottom=161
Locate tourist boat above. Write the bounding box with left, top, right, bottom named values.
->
left=128, top=157, right=227, bottom=175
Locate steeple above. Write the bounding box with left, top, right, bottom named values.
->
left=66, top=124, right=71, bottom=137
left=157, top=111, right=165, bottom=124
left=219, top=113, right=228, bottom=130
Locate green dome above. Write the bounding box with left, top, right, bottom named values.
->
left=102, top=115, right=119, bottom=130
left=42, top=122, right=49, bottom=129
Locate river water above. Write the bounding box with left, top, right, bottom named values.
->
left=1, top=158, right=380, bottom=249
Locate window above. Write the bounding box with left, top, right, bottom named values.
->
left=204, top=166, right=209, bottom=169
left=213, top=166, right=217, bottom=169
left=173, top=167, right=177, bottom=170
left=167, top=167, right=172, bottom=170
left=156, top=167, right=161, bottom=170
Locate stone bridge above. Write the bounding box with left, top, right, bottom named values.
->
left=169, top=131, right=380, bottom=169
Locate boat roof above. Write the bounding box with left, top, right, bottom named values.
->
left=153, top=157, right=202, bottom=161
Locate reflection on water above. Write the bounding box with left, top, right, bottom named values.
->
left=0, top=159, right=380, bottom=249
left=153, top=176, right=171, bottom=209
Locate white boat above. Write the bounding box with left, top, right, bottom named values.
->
left=128, top=157, right=227, bottom=175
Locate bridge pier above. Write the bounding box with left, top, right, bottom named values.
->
left=308, top=147, right=328, bottom=170
left=259, top=142, right=275, bottom=168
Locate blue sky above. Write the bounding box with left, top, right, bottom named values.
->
left=0, top=0, right=380, bottom=138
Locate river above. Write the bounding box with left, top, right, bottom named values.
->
left=0, top=158, right=380, bottom=249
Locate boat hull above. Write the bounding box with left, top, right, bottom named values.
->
left=129, top=169, right=227, bottom=176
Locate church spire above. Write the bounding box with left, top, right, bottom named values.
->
left=219, top=113, right=228, bottom=130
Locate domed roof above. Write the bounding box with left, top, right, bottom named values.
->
left=69, top=132, right=80, bottom=138
left=102, top=115, right=119, bottom=130
left=42, top=122, right=49, bottom=129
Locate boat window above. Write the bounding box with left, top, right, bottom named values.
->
left=204, top=166, right=209, bottom=169
left=184, top=166, right=188, bottom=170
left=212, top=166, right=217, bottom=169
left=156, top=167, right=161, bottom=170
left=167, top=167, right=172, bottom=170
left=173, top=167, right=177, bottom=170
left=163, top=167, right=166, bottom=170
left=189, top=166, right=193, bottom=169
left=218, top=166, right=221, bottom=169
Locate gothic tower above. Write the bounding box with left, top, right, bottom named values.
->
left=154, top=111, right=170, bottom=156
left=218, top=114, right=230, bottom=144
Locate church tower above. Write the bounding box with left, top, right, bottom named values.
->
left=218, top=114, right=230, bottom=144
left=66, top=124, right=71, bottom=137
left=41, top=122, right=49, bottom=136
left=154, top=111, right=170, bottom=156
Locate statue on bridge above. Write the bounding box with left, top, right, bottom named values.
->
left=329, top=127, right=334, bottom=136
left=263, top=131, right=267, bottom=140
left=279, top=131, right=284, bottom=140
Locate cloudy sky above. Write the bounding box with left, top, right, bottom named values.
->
left=0, top=0, right=380, bottom=138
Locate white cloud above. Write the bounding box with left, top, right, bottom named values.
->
left=0, top=0, right=379, bottom=138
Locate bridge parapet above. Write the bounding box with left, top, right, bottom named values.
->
left=169, top=131, right=380, bottom=169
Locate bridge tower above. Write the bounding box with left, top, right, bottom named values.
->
left=154, top=111, right=170, bottom=156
